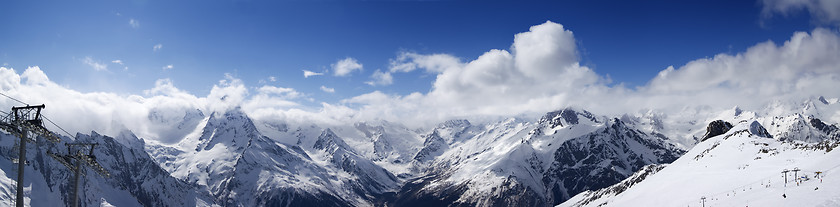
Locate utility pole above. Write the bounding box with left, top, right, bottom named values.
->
left=793, top=168, right=801, bottom=186
left=782, top=169, right=790, bottom=186
left=816, top=171, right=823, bottom=183
left=48, top=143, right=110, bottom=207
left=701, top=196, right=706, bottom=207
left=0, top=105, right=61, bottom=207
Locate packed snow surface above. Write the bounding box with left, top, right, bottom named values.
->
left=561, top=121, right=840, bottom=207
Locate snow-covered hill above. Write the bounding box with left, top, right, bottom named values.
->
left=560, top=120, right=840, bottom=207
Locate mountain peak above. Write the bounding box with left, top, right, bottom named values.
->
left=747, top=120, right=772, bottom=138
left=818, top=96, right=829, bottom=105
left=539, top=107, right=598, bottom=129
left=439, top=119, right=471, bottom=128
left=314, top=128, right=352, bottom=153
left=194, top=108, right=260, bottom=151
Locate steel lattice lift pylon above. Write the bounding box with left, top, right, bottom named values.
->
left=0, top=105, right=61, bottom=207
left=48, top=143, right=110, bottom=207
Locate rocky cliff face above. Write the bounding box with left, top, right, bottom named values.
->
left=391, top=109, right=685, bottom=206
left=0, top=130, right=207, bottom=207
left=542, top=118, right=683, bottom=205
left=701, top=120, right=733, bottom=141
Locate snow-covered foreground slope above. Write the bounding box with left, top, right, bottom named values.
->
left=561, top=120, right=840, bottom=207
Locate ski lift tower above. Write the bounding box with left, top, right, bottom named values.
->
left=0, top=105, right=61, bottom=207
left=48, top=143, right=110, bottom=207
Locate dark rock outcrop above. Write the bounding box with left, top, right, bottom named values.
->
left=543, top=118, right=684, bottom=205
left=701, top=120, right=733, bottom=141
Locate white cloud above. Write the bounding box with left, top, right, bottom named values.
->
left=761, top=0, right=840, bottom=25
left=354, top=21, right=605, bottom=125
left=0, top=67, right=263, bottom=143
left=303, top=70, right=324, bottom=78
left=112, top=60, right=128, bottom=71
left=365, top=70, right=393, bottom=86
left=341, top=22, right=840, bottom=127
left=268, top=76, right=277, bottom=82
left=389, top=52, right=461, bottom=73
left=0, top=66, right=312, bottom=144
left=82, top=56, right=108, bottom=71
left=153, top=44, right=163, bottom=52
left=129, top=18, right=139, bottom=28
left=320, top=86, right=335, bottom=93
left=637, top=28, right=840, bottom=111
left=163, top=65, right=174, bottom=70
left=3, top=21, right=840, bottom=143
left=332, top=57, right=363, bottom=76
left=257, top=85, right=301, bottom=99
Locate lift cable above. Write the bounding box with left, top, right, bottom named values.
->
left=0, top=91, right=27, bottom=105
left=0, top=91, right=74, bottom=138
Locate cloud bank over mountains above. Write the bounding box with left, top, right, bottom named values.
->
left=1, top=21, right=839, bottom=143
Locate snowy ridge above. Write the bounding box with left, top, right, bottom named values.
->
left=311, top=128, right=399, bottom=197
left=148, top=108, right=402, bottom=206
left=391, top=108, right=684, bottom=206
left=561, top=164, right=667, bottom=207
left=560, top=119, right=840, bottom=207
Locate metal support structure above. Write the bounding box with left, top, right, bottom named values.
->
left=73, top=157, right=82, bottom=207
left=0, top=104, right=60, bottom=207
left=48, top=143, right=110, bottom=207
left=782, top=169, right=790, bottom=185
left=816, top=171, right=823, bottom=182
left=15, top=130, right=26, bottom=207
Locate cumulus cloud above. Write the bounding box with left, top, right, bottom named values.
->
left=761, top=0, right=840, bottom=25
left=320, top=85, right=335, bottom=93
left=389, top=52, right=461, bottom=73
left=163, top=65, right=174, bottom=70
left=268, top=76, right=277, bottom=82
left=366, top=70, right=393, bottom=86
left=0, top=67, right=310, bottom=144
left=332, top=57, right=363, bottom=76
left=153, top=44, right=163, bottom=52
left=3, top=21, right=840, bottom=142
left=82, top=56, right=108, bottom=71
left=129, top=18, right=140, bottom=28
left=636, top=28, right=840, bottom=111
left=257, top=85, right=301, bottom=99
left=345, top=21, right=607, bottom=125
left=340, top=21, right=840, bottom=127
left=303, top=70, right=324, bottom=78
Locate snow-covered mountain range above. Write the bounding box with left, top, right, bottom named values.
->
left=0, top=96, right=838, bottom=206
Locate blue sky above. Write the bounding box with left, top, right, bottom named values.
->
left=1, top=0, right=839, bottom=138
left=0, top=0, right=824, bottom=106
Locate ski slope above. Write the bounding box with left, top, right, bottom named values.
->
left=561, top=121, right=840, bottom=207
